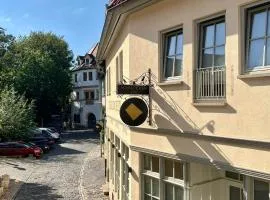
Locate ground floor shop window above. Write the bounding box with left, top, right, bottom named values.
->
left=165, top=183, right=184, bottom=200
left=142, top=154, right=187, bottom=200
left=253, top=179, right=269, bottom=200
left=226, top=171, right=270, bottom=200
left=144, top=176, right=160, bottom=200
left=122, top=143, right=130, bottom=200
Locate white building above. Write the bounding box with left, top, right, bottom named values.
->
left=71, top=44, right=102, bottom=128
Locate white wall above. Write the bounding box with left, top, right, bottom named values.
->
left=73, top=69, right=100, bottom=88
left=71, top=68, right=102, bottom=127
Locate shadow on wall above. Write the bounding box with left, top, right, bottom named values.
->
left=149, top=73, right=237, bottom=134
left=240, top=76, right=270, bottom=87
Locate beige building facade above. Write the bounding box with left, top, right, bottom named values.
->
left=97, top=0, right=270, bottom=199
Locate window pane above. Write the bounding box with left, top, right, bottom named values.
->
left=152, top=178, right=159, bottom=197
left=144, top=155, right=151, bottom=170
left=248, top=39, right=264, bottom=69
left=202, top=48, right=214, bottom=68
left=175, top=162, right=184, bottom=180
left=203, top=24, right=215, bottom=48
left=216, top=22, right=225, bottom=46
left=254, top=180, right=269, bottom=200
left=167, top=35, right=177, bottom=56
left=165, top=159, right=173, bottom=177
left=175, top=186, right=184, bottom=200
left=266, top=39, right=270, bottom=66
left=144, top=176, right=151, bottom=194
left=176, top=33, right=183, bottom=55
left=251, top=11, right=267, bottom=39
left=165, top=57, right=174, bottom=77
left=165, top=184, right=173, bottom=200
left=230, top=186, right=241, bottom=200
left=144, top=194, right=151, bottom=200
left=175, top=55, right=182, bottom=76
left=152, top=156, right=159, bottom=173
left=214, top=46, right=225, bottom=66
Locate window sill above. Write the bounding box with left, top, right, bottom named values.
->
left=157, top=80, right=183, bottom=86
left=238, top=72, right=270, bottom=79
left=192, top=100, right=227, bottom=107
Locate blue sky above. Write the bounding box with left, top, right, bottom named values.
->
left=0, top=0, right=108, bottom=57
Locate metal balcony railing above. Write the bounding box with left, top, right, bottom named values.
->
left=195, top=66, right=226, bottom=100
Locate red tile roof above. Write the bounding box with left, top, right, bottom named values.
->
left=108, top=0, right=127, bottom=9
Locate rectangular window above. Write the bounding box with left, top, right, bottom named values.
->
left=143, top=155, right=159, bottom=173
left=142, top=154, right=187, bottom=200
left=144, top=176, right=160, bottom=200
left=88, top=72, right=93, bottom=81
left=90, top=91, right=95, bottom=100
left=163, top=30, right=183, bottom=79
left=165, top=159, right=184, bottom=180
left=74, top=114, right=80, bottom=123
left=230, top=186, right=242, bottom=200
left=85, top=59, right=90, bottom=64
left=165, top=183, right=184, bottom=200
left=83, top=72, right=87, bottom=81
left=75, top=74, right=78, bottom=82
left=195, top=16, right=226, bottom=100
left=84, top=91, right=89, bottom=100
left=199, top=17, right=225, bottom=69
left=95, top=89, right=99, bottom=100
left=76, top=92, right=79, bottom=100
left=246, top=4, right=270, bottom=70
left=254, top=179, right=269, bottom=200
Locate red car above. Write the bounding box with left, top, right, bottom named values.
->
left=0, top=142, right=43, bottom=159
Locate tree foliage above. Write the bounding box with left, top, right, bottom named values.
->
left=0, top=31, right=73, bottom=123
left=0, top=88, right=35, bottom=141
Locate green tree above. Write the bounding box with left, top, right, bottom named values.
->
left=0, top=88, right=35, bottom=141
left=0, top=32, right=73, bottom=124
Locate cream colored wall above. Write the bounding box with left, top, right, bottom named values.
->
left=106, top=16, right=131, bottom=144
left=127, top=0, right=270, bottom=140
left=104, top=0, right=270, bottom=199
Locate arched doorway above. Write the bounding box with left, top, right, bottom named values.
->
left=87, top=113, right=96, bottom=129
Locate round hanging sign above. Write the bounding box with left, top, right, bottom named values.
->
left=120, top=98, right=148, bottom=127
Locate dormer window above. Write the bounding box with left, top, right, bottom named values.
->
left=85, top=59, right=90, bottom=65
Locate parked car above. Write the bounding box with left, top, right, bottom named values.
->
left=48, top=127, right=61, bottom=135
left=37, top=128, right=61, bottom=142
left=21, top=141, right=50, bottom=153
left=0, top=142, right=43, bottom=159
left=29, top=136, right=55, bottom=147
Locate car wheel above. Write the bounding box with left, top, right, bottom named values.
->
left=22, top=154, right=29, bottom=158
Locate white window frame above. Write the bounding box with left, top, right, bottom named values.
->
left=141, top=154, right=188, bottom=200
left=245, top=3, right=270, bottom=72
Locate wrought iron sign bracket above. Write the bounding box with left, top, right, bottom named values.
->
left=117, top=68, right=153, bottom=126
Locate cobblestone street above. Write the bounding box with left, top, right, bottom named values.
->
left=0, top=130, right=107, bottom=200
